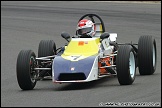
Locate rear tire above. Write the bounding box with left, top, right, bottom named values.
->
left=138, top=36, right=157, bottom=75
left=16, top=50, right=37, bottom=90
left=38, top=40, right=56, bottom=76
left=116, top=45, right=136, bottom=85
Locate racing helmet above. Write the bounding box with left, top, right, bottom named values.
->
left=76, top=19, right=96, bottom=37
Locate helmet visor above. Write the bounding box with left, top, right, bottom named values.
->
left=77, top=27, right=92, bottom=35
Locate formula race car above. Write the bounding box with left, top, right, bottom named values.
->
left=16, top=14, right=157, bottom=90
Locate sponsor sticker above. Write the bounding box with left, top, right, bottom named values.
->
left=71, top=67, right=75, bottom=71
left=84, top=41, right=88, bottom=44
left=78, top=41, right=84, bottom=46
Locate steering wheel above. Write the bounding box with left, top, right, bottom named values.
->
left=78, top=14, right=105, bottom=32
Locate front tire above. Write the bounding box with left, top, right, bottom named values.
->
left=16, top=50, right=37, bottom=90
left=116, top=45, right=136, bottom=85
left=138, top=35, right=157, bottom=75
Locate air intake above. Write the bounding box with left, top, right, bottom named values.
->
left=58, top=73, right=86, bottom=81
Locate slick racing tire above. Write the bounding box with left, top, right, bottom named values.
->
left=116, top=45, right=136, bottom=85
left=16, top=50, right=37, bottom=90
left=138, top=36, right=157, bottom=75
left=38, top=40, right=56, bottom=76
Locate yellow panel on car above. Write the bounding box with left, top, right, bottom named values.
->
left=61, top=38, right=100, bottom=61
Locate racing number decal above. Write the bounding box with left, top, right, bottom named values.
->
left=105, top=41, right=109, bottom=48
left=71, top=56, right=81, bottom=60
left=102, top=38, right=109, bottom=50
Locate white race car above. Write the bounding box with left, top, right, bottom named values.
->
left=16, top=14, right=157, bottom=90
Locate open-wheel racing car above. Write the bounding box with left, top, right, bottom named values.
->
left=16, top=14, right=157, bottom=90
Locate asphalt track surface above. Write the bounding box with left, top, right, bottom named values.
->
left=1, top=1, right=161, bottom=107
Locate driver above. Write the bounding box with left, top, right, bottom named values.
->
left=76, top=19, right=96, bottom=38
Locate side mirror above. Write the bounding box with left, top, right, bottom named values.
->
left=61, top=32, right=70, bottom=42
left=100, top=32, right=110, bottom=40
